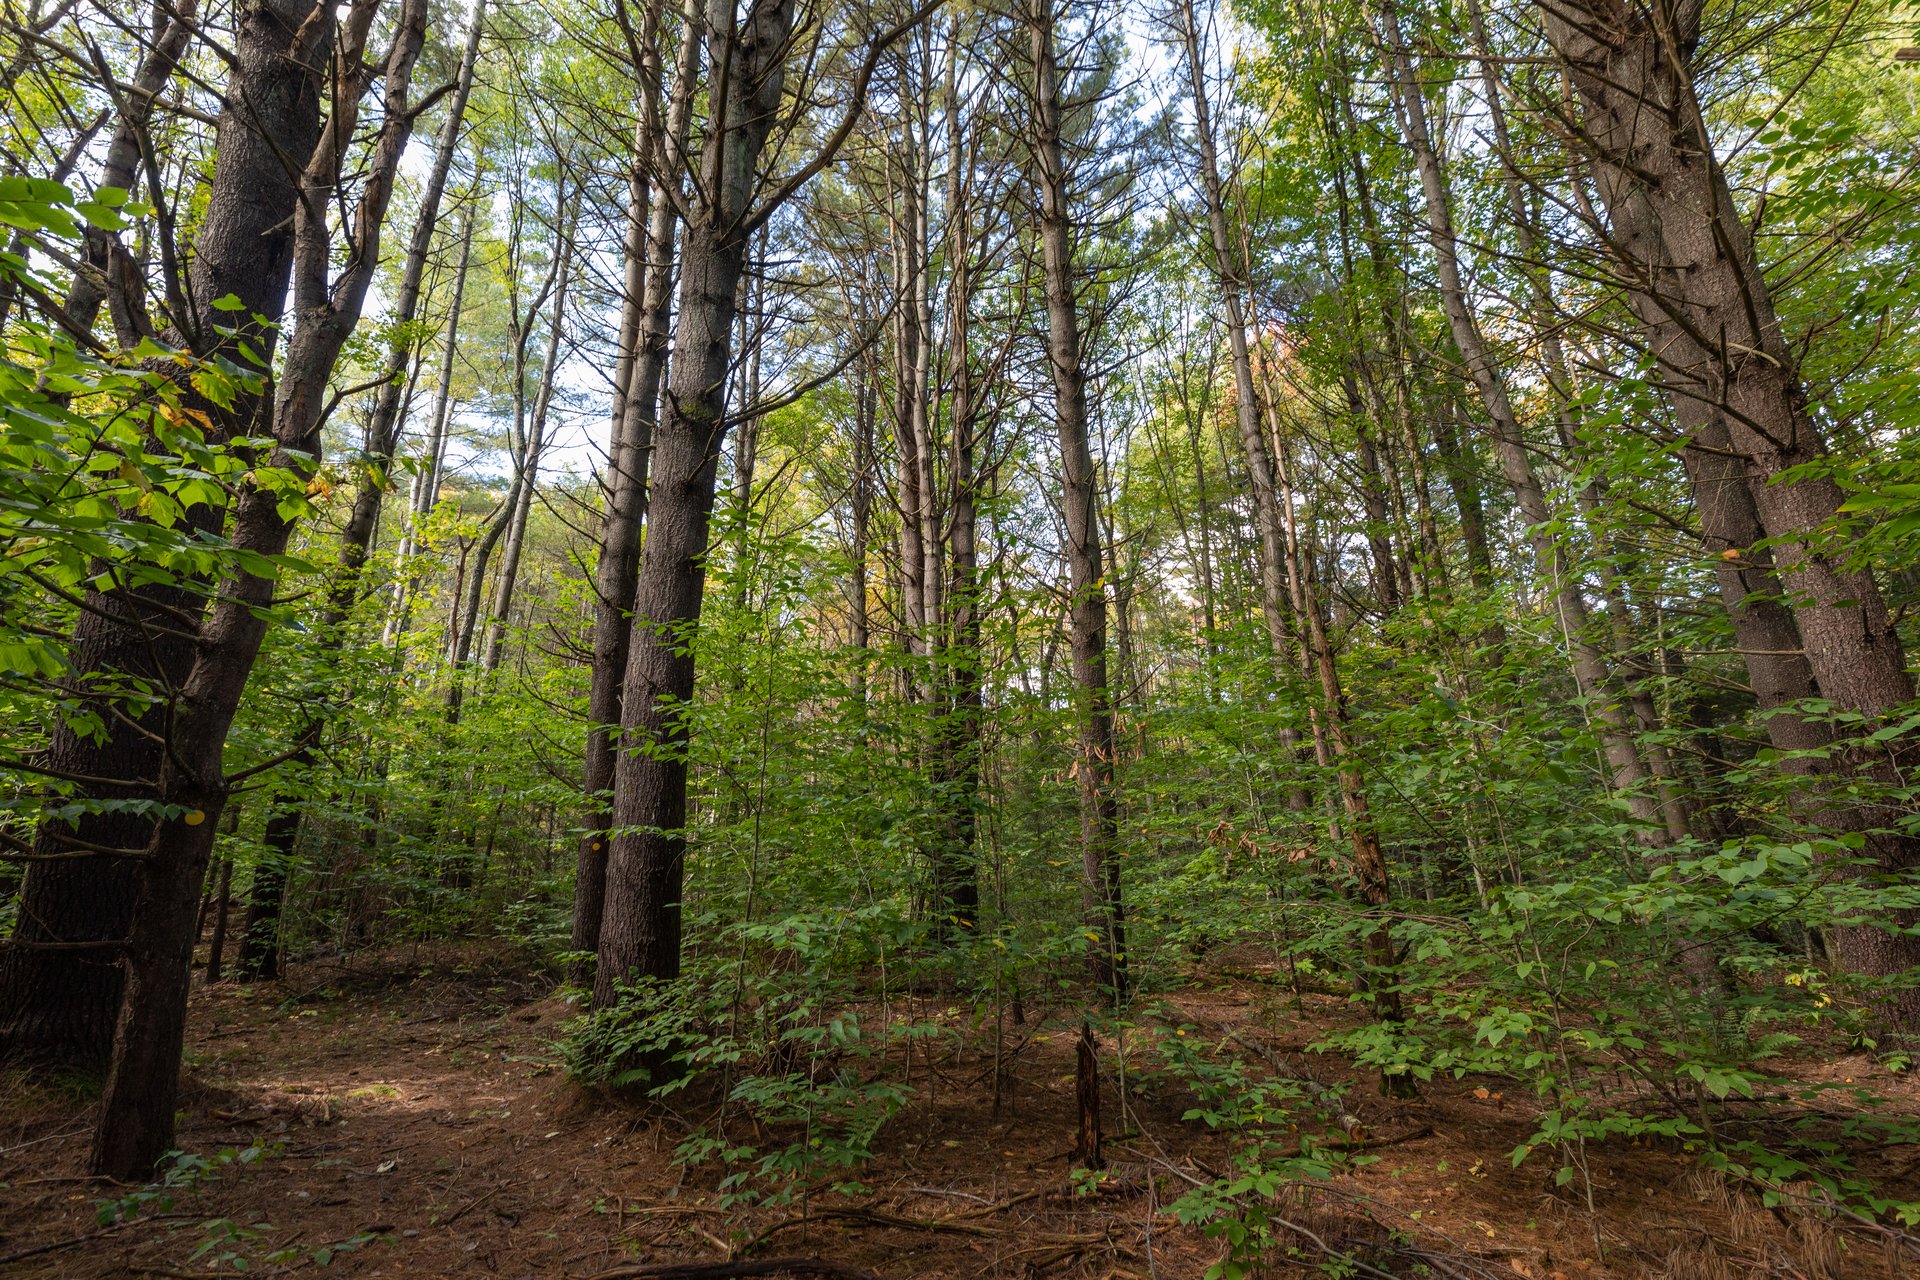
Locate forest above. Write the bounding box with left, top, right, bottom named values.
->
left=3, top=0, right=1920, bottom=1274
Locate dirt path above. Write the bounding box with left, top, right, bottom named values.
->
left=2, top=947, right=1915, bottom=1278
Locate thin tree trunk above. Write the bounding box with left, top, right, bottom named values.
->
left=931, top=20, right=983, bottom=931
left=61, top=0, right=195, bottom=341
left=1374, top=0, right=1670, bottom=851
left=204, top=858, right=233, bottom=985
left=483, top=217, right=575, bottom=673
left=385, top=213, right=474, bottom=644
left=1028, top=0, right=1126, bottom=1002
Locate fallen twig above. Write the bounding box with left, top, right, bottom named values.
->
left=740, top=1206, right=994, bottom=1256
left=587, top=1257, right=883, bottom=1280
left=0, top=1212, right=195, bottom=1267
left=438, top=1183, right=501, bottom=1227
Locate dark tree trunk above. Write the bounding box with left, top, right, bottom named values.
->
left=204, top=858, right=234, bottom=985
left=0, top=0, right=335, bottom=1078
left=235, top=804, right=298, bottom=981
left=1538, top=0, right=1920, bottom=1023
left=1028, top=0, right=1126, bottom=1002
left=574, top=0, right=702, bottom=969
left=595, top=0, right=801, bottom=1006
left=231, top=0, right=484, bottom=985
left=89, top=0, right=429, bottom=1175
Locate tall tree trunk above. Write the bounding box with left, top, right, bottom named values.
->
left=89, top=0, right=429, bottom=1175
left=0, top=0, right=335, bottom=1076
left=594, top=0, right=803, bottom=1007
left=1173, top=0, right=1309, bottom=802
left=573, top=0, right=701, bottom=969
left=483, top=221, right=575, bottom=673
left=930, top=20, right=983, bottom=931
left=1374, top=0, right=1672, bottom=852
left=1028, top=0, right=1126, bottom=1001
left=239, top=4, right=487, bottom=977
left=384, top=212, right=474, bottom=645
left=1538, top=0, right=1920, bottom=1023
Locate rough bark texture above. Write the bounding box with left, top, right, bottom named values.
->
left=0, top=0, right=333, bottom=1077
left=1537, top=0, right=1920, bottom=1022
left=89, top=0, right=428, bottom=1175
left=1028, top=0, right=1126, bottom=1001
left=236, top=0, right=485, bottom=983
left=573, top=0, right=705, bottom=967
left=594, top=0, right=800, bottom=1007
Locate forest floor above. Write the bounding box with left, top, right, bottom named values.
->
left=4, top=943, right=1920, bottom=1280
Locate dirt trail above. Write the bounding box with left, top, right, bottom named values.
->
left=2, top=946, right=1914, bottom=1278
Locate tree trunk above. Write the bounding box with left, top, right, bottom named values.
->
left=482, top=216, right=575, bottom=673
left=573, top=0, right=701, bottom=970
left=1538, top=0, right=1920, bottom=1023
left=62, top=0, right=195, bottom=341
left=1172, top=0, right=1310, bottom=801
left=386, top=213, right=475, bottom=642
left=89, top=0, right=429, bottom=1175
left=1374, top=0, right=1672, bottom=851
left=1028, top=0, right=1126, bottom=1002
left=930, top=20, right=983, bottom=932
left=0, top=0, right=335, bottom=1078
left=243, top=2, right=486, bottom=968
left=204, top=858, right=233, bottom=986
left=595, top=0, right=802, bottom=1007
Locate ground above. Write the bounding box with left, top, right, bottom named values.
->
left=3, top=944, right=1918, bottom=1279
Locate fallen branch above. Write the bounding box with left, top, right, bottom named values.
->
left=0, top=1213, right=195, bottom=1267
left=587, top=1258, right=883, bottom=1280
left=438, top=1183, right=501, bottom=1227
left=1274, top=1124, right=1434, bottom=1161
left=739, top=1206, right=995, bottom=1256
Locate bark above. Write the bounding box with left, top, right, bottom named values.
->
left=574, top=0, right=701, bottom=968
left=241, top=1, right=487, bottom=975
left=595, top=0, right=803, bottom=1005
left=593, top=0, right=930, bottom=1003
left=0, top=0, right=333, bottom=1077
left=889, top=132, right=931, bottom=678
left=930, top=20, right=983, bottom=931
left=1172, top=0, right=1310, bottom=802
left=729, top=246, right=764, bottom=609
left=61, top=0, right=195, bottom=340
left=848, top=339, right=877, bottom=699
left=1432, top=404, right=1493, bottom=591
left=204, top=858, right=233, bottom=985
left=1028, top=0, right=1126, bottom=1001
left=1074, top=1019, right=1102, bottom=1167
left=89, top=0, right=429, bottom=1175
left=1374, top=0, right=1672, bottom=851
left=1537, top=0, right=1920, bottom=1021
